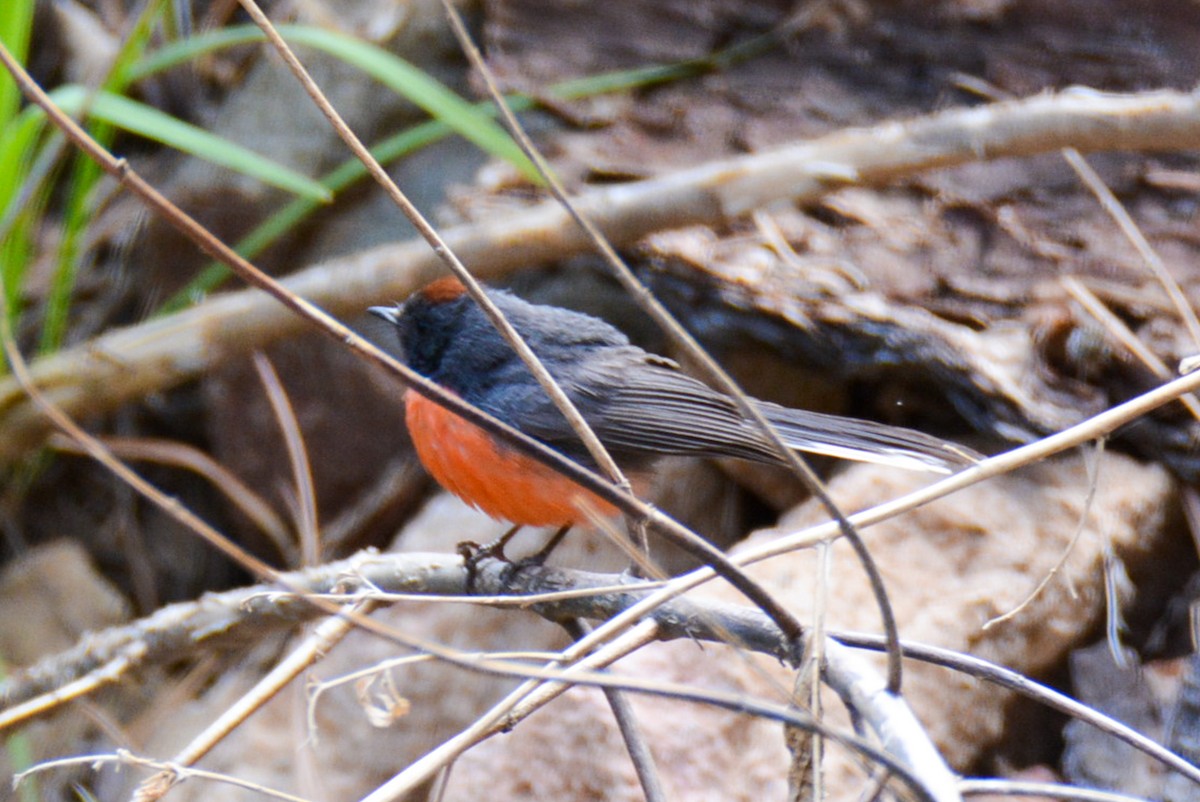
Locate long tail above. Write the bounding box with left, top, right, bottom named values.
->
left=755, top=400, right=982, bottom=474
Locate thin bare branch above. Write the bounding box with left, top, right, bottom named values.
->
left=958, top=778, right=1157, bottom=802
left=1063, top=147, right=1200, bottom=349
left=982, top=440, right=1104, bottom=629
left=48, top=433, right=295, bottom=562
left=252, top=353, right=320, bottom=565
left=563, top=618, right=668, bottom=802
left=15, top=749, right=316, bottom=802
left=743, top=364, right=1200, bottom=564
left=1060, top=276, right=1200, bottom=421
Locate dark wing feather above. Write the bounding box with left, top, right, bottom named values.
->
left=512, top=346, right=979, bottom=474
left=755, top=400, right=981, bottom=473
left=492, top=347, right=752, bottom=464
left=584, top=365, right=780, bottom=463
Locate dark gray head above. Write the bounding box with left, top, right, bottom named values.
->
left=368, top=277, right=474, bottom=381
left=368, top=277, right=631, bottom=401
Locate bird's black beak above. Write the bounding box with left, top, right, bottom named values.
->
left=368, top=305, right=402, bottom=325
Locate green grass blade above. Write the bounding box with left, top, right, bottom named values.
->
left=131, top=24, right=539, bottom=182
left=0, top=0, right=37, bottom=346
left=39, top=153, right=100, bottom=354
left=0, top=100, right=42, bottom=346
left=35, top=0, right=172, bottom=355
left=154, top=66, right=714, bottom=311
left=46, top=85, right=331, bottom=200
left=0, top=0, right=35, bottom=124
left=0, top=106, right=44, bottom=226
left=158, top=116, right=456, bottom=311
left=145, top=28, right=746, bottom=312
left=128, top=26, right=273, bottom=80
left=1, top=212, right=33, bottom=333
left=276, top=26, right=537, bottom=180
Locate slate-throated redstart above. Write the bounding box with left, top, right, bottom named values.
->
left=370, top=278, right=978, bottom=527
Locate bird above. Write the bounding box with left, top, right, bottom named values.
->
left=369, top=277, right=979, bottom=529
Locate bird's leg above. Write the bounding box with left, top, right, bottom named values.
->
left=459, top=523, right=573, bottom=591
left=481, top=523, right=524, bottom=562
left=517, top=523, right=573, bottom=568
left=457, top=524, right=524, bottom=593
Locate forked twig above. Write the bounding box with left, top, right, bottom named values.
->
left=16, top=750, right=313, bottom=802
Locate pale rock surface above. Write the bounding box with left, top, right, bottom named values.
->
left=441, top=452, right=1177, bottom=800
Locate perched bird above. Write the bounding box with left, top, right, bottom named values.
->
left=370, top=278, right=978, bottom=528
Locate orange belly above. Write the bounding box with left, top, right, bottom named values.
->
left=405, top=390, right=619, bottom=527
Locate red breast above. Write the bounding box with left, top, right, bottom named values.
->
left=405, top=388, right=619, bottom=526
